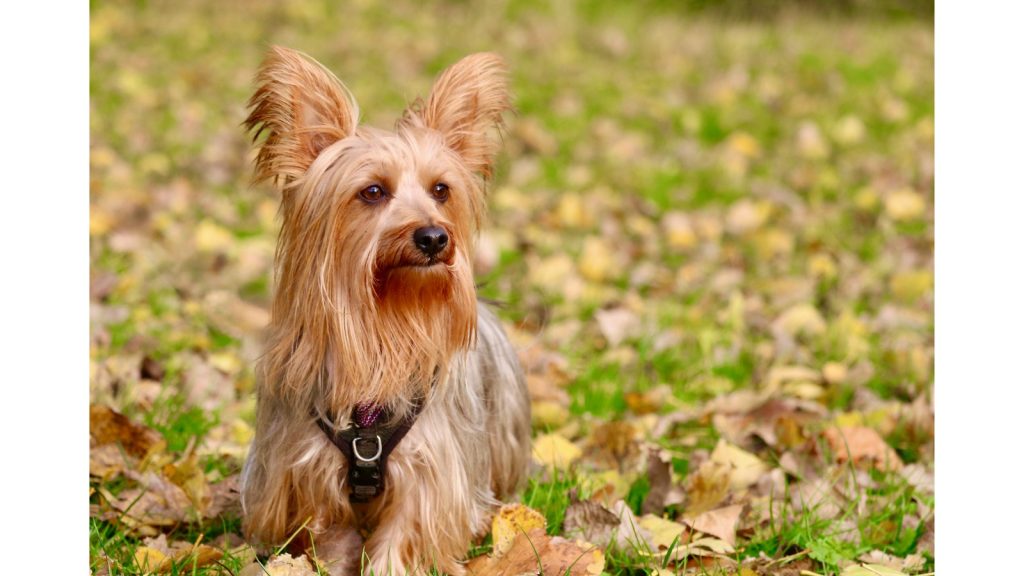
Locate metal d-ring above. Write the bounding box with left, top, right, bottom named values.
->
left=352, top=435, right=383, bottom=462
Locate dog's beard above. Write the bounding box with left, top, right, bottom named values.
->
left=320, top=252, right=477, bottom=412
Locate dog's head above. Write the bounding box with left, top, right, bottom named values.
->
left=246, top=47, right=509, bottom=406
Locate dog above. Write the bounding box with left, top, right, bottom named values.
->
left=239, top=46, right=531, bottom=575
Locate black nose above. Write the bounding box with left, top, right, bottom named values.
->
left=413, top=226, right=449, bottom=257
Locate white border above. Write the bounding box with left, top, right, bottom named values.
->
left=0, top=4, right=89, bottom=572
left=936, top=0, right=1024, bottom=572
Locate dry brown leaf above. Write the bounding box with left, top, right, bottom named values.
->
left=595, top=307, right=640, bottom=347
left=100, top=470, right=194, bottom=528
left=90, top=442, right=130, bottom=478
left=467, top=527, right=604, bottom=576
left=684, top=460, right=731, bottom=515
left=564, top=498, right=653, bottom=551
left=563, top=498, right=620, bottom=545
left=204, top=474, right=241, bottom=519
left=202, top=290, right=270, bottom=338
left=584, top=420, right=645, bottom=471
left=681, top=504, right=743, bottom=546
left=239, top=553, right=318, bottom=576
left=625, top=385, right=673, bottom=416
left=90, top=404, right=165, bottom=460
left=163, top=451, right=209, bottom=514
left=823, top=426, right=903, bottom=471
left=642, top=449, right=684, bottom=514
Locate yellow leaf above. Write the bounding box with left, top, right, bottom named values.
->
left=209, top=352, right=242, bottom=374
left=638, top=514, right=686, bottom=549
left=133, top=546, right=168, bottom=572
left=531, top=400, right=569, bottom=429
left=90, top=209, right=114, bottom=236
left=579, top=237, right=615, bottom=282
left=822, top=362, right=848, bottom=385
left=726, top=131, right=761, bottom=158
left=557, top=193, right=591, bottom=228
left=710, top=440, right=769, bottom=491
left=890, top=270, right=933, bottom=303
left=774, top=303, right=826, bottom=338
left=833, top=115, right=866, bottom=145
left=854, top=186, right=880, bottom=212
left=528, top=253, right=575, bottom=293
left=491, top=503, right=547, bottom=557
left=885, top=189, right=926, bottom=222
left=583, top=469, right=631, bottom=503
left=662, top=212, right=698, bottom=251
left=194, top=219, right=233, bottom=253
left=532, top=433, right=582, bottom=469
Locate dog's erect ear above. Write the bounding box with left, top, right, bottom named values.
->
left=245, top=46, right=359, bottom=187
left=410, top=53, right=510, bottom=180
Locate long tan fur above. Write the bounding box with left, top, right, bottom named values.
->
left=240, top=46, right=530, bottom=576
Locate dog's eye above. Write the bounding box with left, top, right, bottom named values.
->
left=359, top=184, right=386, bottom=204
left=430, top=183, right=450, bottom=203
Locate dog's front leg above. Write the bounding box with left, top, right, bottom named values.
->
left=361, top=438, right=484, bottom=575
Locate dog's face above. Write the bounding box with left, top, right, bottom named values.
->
left=246, top=47, right=510, bottom=407
left=299, top=126, right=482, bottom=302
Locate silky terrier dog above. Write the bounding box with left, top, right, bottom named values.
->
left=240, top=47, right=531, bottom=574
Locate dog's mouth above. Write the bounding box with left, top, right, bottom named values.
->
left=392, top=257, right=446, bottom=270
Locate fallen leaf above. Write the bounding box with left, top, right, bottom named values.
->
left=163, top=451, right=210, bottom=514
left=710, top=440, right=769, bottom=491
left=194, top=219, right=233, bottom=253
left=625, top=385, right=673, bottom=416
left=579, top=237, right=616, bottom=282
left=823, top=426, right=903, bottom=471
left=99, top=470, right=194, bottom=529
left=642, top=448, right=684, bottom=514
left=684, top=460, right=731, bottom=515
left=583, top=420, right=645, bottom=471
left=833, top=115, right=866, bottom=145
left=239, top=553, right=318, bottom=576
left=595, top=307, right=640, bottom=347
left=467, top=527, right=604, bottom=576
left=796, top=120, right=830, bottom=159
left=90, top=404, right=166, bottom=460
left=773, top=303, right=827, bottom=339
left=726, top=200, right=767, bottom=236
left=884, top=189, right=925, bottom=222
left=822, top=362, right=848, bottom=385
left=840, top=564, right=908, bottom=576
left=532, top=433, right=582, bottom=469
left=90, top=442, right=130, bottom=478
left=662, top=212, right=698, bottom=250
left=681, top=504, right=743, bottom=546
left=531, top=400, right=570, bottom=429
left=491, top=503, right=548, bottom=557
left=638, top=514, right=687, bottom=550
left=563, top=498, right=619, bottom=545
left=133, top=546, right=169, bottom=572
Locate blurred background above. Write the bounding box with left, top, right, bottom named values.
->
left=90, top=0, right=933, bottom=573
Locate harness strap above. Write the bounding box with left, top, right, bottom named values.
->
left=315, top=399, right=425, bottom=503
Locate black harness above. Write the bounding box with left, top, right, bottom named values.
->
left=315, top=399, right=425, bottom=502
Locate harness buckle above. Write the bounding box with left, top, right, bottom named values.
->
left=352, top=434, right=383, bottom=463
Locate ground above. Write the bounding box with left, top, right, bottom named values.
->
left=89, top=1, right=934, bottom=574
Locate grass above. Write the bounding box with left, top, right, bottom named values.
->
left=90, top=0, right=933, bottom=573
